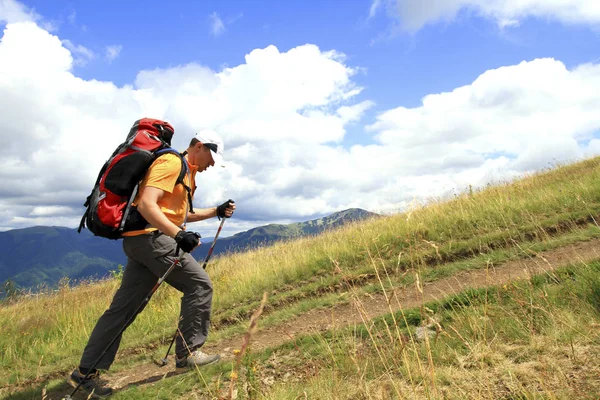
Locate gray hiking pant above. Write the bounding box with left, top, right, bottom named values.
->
left=79, top=231, right=213, bottom=370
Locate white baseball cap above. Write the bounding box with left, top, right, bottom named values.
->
left=194, top=130, right=225, bottom=167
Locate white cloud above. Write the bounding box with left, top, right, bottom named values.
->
left=29, top=206, right=75, bottom=217
left=105, top=44, right=122, bottom=62
left=365, top=57, right=600, bottom=201
left=337, top=101, right=375, bottom=123
left=209, top=12, right=225, bottom=36
left=0, top=20, right=365, bottom=234
left=67, top=10, right=76, bottom=25
left=369, top=0, right=383, bottom=18
left=208, top=11, right=242, bottom=37
left=2, top=17, right=600, bottom=237
left=370, top=0, right=600, bottom=33
left=62, top=38, right=95, bottom=66
left=0, top=0, right=38, bottom=24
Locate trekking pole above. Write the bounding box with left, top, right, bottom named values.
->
left=66, top=249, right=183, bottom=399
left=202, top=217, right=226, bottom=269
left=157, top=218, right=227, bottom=367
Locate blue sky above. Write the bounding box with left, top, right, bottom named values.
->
left=20, top=0, right=600, bottom=145
left=2, top=0, right=600, bottom=236
left=22, top=2, right=598, bottom=98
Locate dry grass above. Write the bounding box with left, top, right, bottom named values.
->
left=3, top=157, right=600, bottom=398
left=261, top=259, right=600, bottom=399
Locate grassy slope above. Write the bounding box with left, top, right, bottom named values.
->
left=259, top=261, right=600, bottom=400
left=2, top=157, right=600, bottom=399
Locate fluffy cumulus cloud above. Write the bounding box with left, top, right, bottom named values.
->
left=370, top=0, right=600, bottom=32
left=0, top=0, right=38, bottom=24
left=366, top=58, right=600, bottom=200
left=0, top=18, right=370, bottom=234
left=2, top=3, right=600, bottom=236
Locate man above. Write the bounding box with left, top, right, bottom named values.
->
left=69, top=129, right=235, bottom=398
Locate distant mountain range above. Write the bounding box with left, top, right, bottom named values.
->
left=0, top=208, right=378, bottom=292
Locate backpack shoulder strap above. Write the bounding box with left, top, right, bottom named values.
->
left=154, top=148, right=194, bottom=214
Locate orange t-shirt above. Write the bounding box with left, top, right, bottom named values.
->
left=123, top=153, right=197, bottom=236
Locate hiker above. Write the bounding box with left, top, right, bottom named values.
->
left=69, top=130, right=235, bottom=398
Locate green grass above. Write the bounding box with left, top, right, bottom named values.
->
left=3, top=221, right=599, bottom=393
left=239, top=261, right=600, bottom=400
left=82, top=260, right=599, bottom=400
left=3, top=157, right=600, bottom=398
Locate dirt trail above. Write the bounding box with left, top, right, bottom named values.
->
left=104, top=238, right=600, bottom=392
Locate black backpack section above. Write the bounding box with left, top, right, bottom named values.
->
left=78, top=119, right=194, bottom=240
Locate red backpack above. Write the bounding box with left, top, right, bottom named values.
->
left=78, top=118, right=192, bottom=239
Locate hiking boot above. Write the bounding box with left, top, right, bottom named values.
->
left=176, top=349, right=221, bottom=371
left=67, top=368, right=113, bottom=398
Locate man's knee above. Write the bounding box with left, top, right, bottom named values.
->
left=175, top=255, right=213, bottom=295
left=189, top=271, right=213, bottom=296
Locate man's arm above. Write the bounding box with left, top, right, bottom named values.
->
left=186, top=208, right=218, bottom=223
left=186, top=200, right=236, bottom=223
left=137, top=186, right=182, bottom=238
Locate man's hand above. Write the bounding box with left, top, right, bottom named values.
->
left=174, top=231, right=201, bottom=253
left=216, top=199, right=236, bottom=220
